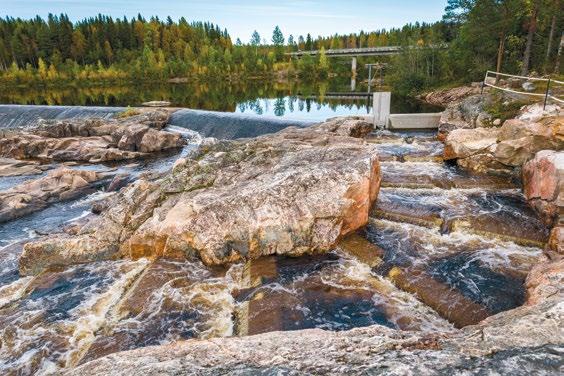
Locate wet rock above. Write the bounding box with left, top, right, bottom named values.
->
left=19, top=119, right=380, bottom=274
left=0, top=168, right=101, bottom=223
left=388, top=266, right=491, bottom=328
left=379, top=161, right=515, bottom=190
left=522, top=150, right=564, bottom=226
left=79, top=260, right=231, bottom=365
left=234, top=253, right=452, bottom=337
left=106, top=173, right=132, bottom=192
left=91, top=193, right=118, bottom=214
left=372, top=189, right=444, bottom=229
left=0, top=157, right=44, bottom=177
left=338, top=233, right=384, bottom=267
left=66, top=286, right=563, bottom=376
left=0, top=259, right=149, bottom=375
left=0, top=110, right=184, bottom=163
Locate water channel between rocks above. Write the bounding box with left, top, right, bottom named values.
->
left=0, top=117, right=549, bottom=375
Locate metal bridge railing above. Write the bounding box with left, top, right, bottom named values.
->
left=481, top=70, right=564, bottom=109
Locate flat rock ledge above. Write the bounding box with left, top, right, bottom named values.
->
left=0, top=167, right=102, bottom=223
left=66, top=256, right=564, bottom=376
left=19, top=117, right=380, bottom=275
left=0, top=109, right=185, bottom=163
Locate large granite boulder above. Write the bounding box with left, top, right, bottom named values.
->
left=443, top=128, right=499, bottom=160
left=444, top=114, right=563, bottom=174
left=0, top=110, right=185, bottom=163
left=443, top=127, right=509, bottom=175
left=517, top=103, right=563, bottom=122
left=438, top=95, right=492, bottom=141
left=522, top=150, right=564, bottom=246
left=0, top=168, right=101, bottom=223
left=19, top=119, right=381, bottom=275
left=494, top=117, right=564, bottom=167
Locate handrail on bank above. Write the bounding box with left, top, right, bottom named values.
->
left=481, top=70, right=564, bottom=109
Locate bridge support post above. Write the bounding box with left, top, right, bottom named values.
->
left=351, top=57, right=357, bottom=77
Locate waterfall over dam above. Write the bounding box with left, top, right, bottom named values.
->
left=168, top=108, right=315, bottom=139
left=0, top=105, right=315, bottom=139
left=0, top=105, right=125, bottom=128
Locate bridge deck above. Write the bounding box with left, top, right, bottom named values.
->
left=287, top=45, right=447, bottom=58
left=288, top=46, right=402, bottom=57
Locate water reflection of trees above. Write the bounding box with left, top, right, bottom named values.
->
left=0, top=77, right=441, bottom=115
left=274, top=98, right=285, bottom=117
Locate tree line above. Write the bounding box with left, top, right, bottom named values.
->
left=0, top=0, right=561, bottom=93
left=388, top=0, right=562, bottom=94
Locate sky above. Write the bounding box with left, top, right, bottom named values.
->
left=1, top=0, right=447, bottom=42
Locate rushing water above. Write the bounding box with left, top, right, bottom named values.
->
left=0, top=105, right=549, bottom=375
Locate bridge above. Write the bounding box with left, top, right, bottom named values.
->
left=287, top=46, right=403, bottom=58
left=287, top=45, right=447, bottom=90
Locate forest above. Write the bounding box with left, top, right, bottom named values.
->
left=0, top=0, right=561, bottom=95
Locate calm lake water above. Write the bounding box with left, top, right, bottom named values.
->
left=0, top=79, right=441, bottom=122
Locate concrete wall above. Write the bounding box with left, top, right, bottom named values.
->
left=388, top=113, right=441, bottom=129
left=372, top=92, right=391, bottom=127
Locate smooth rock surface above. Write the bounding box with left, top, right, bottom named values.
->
left=19, top=118, right=381, bottom=274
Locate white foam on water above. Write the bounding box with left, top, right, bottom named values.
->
left=0, top=259, right=150, bottom=375
left=81, top=260, right=245, bottom=360
left=69, top=190, right=115, bottom=209
left=320, top=252, right=455, bottom=332
left=0, top=276, right=34, bottom=309
left=64, top=259, right=149, bottom=368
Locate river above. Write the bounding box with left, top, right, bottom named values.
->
left=0, top=85, right=548, bottom=375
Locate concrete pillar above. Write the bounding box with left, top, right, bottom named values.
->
left=350, top=76, right=356, bottom=92
left=367, top=65, right=373, bottom=93
left=373, top=91, right=391, bottom=128
left=351, top=57, right=357, bottom=77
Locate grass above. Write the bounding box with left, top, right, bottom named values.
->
left=116, top=106, right=141, bottom=118
left=483, top=91, right=533, bottom=125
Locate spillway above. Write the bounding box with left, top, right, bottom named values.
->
left=168, top=108, right=315, bottom=139
left=0, top=105, right=125, bottom=128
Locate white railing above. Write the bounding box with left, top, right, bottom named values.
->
left=481, top=70, right=564, bottom=108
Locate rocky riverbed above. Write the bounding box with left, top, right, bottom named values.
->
left=0, top=101, right=562, bottom=375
